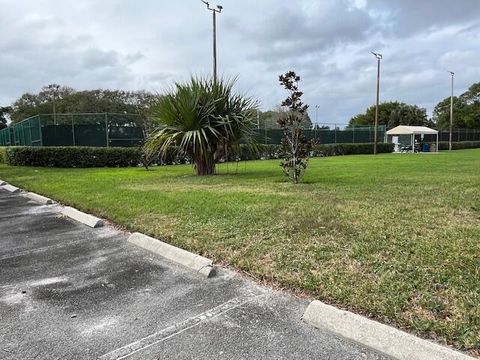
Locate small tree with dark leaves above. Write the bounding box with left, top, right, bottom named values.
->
left=277, top=71, right=314, bottom=184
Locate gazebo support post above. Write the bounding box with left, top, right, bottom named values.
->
left=436, top=133, right=439, bottom=152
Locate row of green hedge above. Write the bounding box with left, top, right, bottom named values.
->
left=227, top=143, right=395, bottom=161
left=0, top=147, right=6, bottom=164
left=1, top=146, right=141, bottom=167
left=1, top=141, right=478, bottom=168
left=438, top=141, right=480, bottom=150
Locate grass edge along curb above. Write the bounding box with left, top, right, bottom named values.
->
left=303, top=300, right=475, bottom=360
left=128, top=232, right=215, bottom=278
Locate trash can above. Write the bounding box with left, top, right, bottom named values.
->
left=422, top=143, right=430, bottom=152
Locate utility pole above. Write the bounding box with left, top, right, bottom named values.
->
left=48, top=84, right=60, bottom=125
left=201, top=1, right=223, bottom=83
left=448, top=71, right=454, bottom=151
left=371, top=52, right=382, bottom=155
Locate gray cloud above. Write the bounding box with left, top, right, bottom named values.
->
left=1, top=0, right=479, bottom=125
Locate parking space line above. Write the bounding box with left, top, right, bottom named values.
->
left=99, top=290, right=262, bottom=360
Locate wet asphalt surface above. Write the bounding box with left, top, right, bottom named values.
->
left=0, top=188, right=388, bottom=359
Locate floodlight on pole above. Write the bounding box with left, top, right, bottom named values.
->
left=448, top=71, right=454, bottom=151
left=201, top=0, right=223, bottom=83
left=371, top=52, right=382, bottom=155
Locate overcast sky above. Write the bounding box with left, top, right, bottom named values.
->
left=1, top=0, right=479, bottom=125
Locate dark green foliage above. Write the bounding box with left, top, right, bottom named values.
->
left=349, top=101, right=432, bottom=128
left=258, top=143, right=393, bottom=158
left=437, top=141, right=480, bottom=150
left=312, top=142, right=394, bottom=156
left=0, top=147, right=7, bottom=163
left=141, top=143, right=395, bottom=164
left=433, top=81, right=480, bottom=129
left=10, top=85, right=159, bottom=125
left=277, top=71, right=315, bottom=183
left=5, top=146, right=141, bottom=168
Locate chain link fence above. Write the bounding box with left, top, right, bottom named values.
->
left=0, top=113, right=145, bottom=147
left=1, top=117, right=480, bottom=147
left=254, top=125, right=387, bottom=145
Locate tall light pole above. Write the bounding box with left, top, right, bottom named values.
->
left=47, top=84, right=60, bottom=125
left=371, top=52, right=382, bottom=155
left=448, top=71, right=454, bottom=151
left=201, top=1, right=223, bottom=83
left=315, top=105, right=320, bottom=139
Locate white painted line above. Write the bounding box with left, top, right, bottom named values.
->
left=303, top=300, right=474, bottom=360
left=61, top=206, right=104, bottom=228
left=128, top=232, right=215, bottom=278
left=100, top=291, right=261, bottom=360
left=2, top=184, right=21, bottom=193
left=25, top=192, right=54, bottom=205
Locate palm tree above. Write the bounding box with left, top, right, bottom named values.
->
left=145, top=77, right=258, bottom=175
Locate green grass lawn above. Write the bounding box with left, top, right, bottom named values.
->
left=1, top=150, right=479, bottom=353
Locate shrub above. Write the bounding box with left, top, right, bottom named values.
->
left=146, top=77, right=258, bottom=175
left=5, top=146, right=141, bottom=168
left=312, top=143, right=394, bottom=157
left=438, top=141, right=480, bottom=150
left=225, top=143, right=393, bottom=160
left=0, top=147, right=6, bottom=163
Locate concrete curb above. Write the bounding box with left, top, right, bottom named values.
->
left=128, top=232, right=215, bottom=278
left=2, top=184, right=21, bottom=193
left=61, top=206, right=104, bottom=228
left=25, top=192, right=54, bottom=205
left=303, top=300, right=474, bottom=360
left=0, top=180, right=6, bottom=186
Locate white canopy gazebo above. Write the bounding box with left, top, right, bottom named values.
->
left=386, top=125, right=439, bottom=152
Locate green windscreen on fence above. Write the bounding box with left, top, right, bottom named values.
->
left=12, top=116, right=43, bottom=146
left=3, top=115, right=480, bottom=148
left=0, top=127, right=13, bottom=146
left=253, top=125, right=386, bottom=145
left=6, top=113, right=145, bottom=148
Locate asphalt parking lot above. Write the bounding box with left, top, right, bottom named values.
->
left=0, top=189, right=387, bottom=359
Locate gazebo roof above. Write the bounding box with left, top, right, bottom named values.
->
left=386, top=126, right=438, bottom=135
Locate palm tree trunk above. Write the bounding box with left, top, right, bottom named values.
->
left=194, top=156, right=216, bottom=176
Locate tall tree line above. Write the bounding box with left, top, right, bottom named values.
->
left=349, top=81, right=480, bottom=129
left=5, top=85, right=160, bottom=125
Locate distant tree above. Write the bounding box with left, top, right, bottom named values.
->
left=313, top=124, right=330, bottom=130
left=9, top=85, right=160, bottom=124
left=349, top=101, right=432, bottom=128
left=258, top=108, right=312, bottom=129
left=0, top=106, right=11, bottom=130
left=389, top=103, right=431, bottom=128
left=277, top=71, right=314, bottom=184
left=433, top=81, right=480, bottom=129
